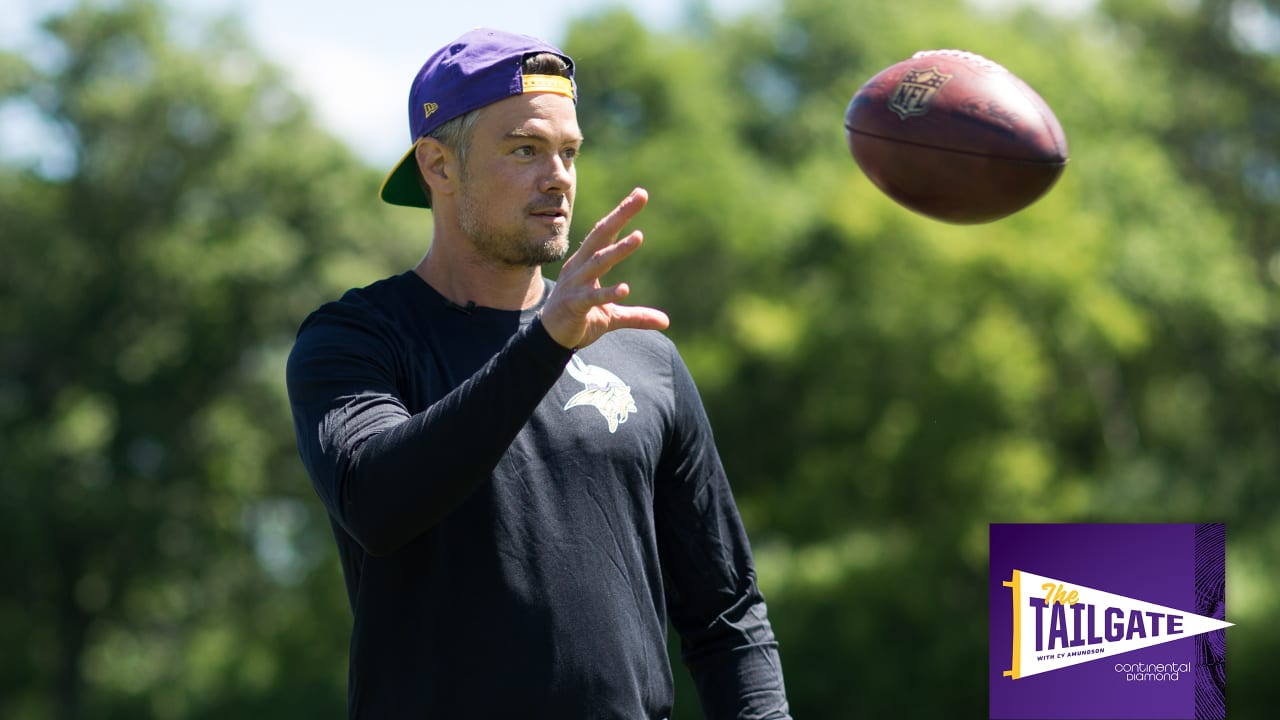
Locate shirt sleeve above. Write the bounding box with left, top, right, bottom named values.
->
left=285, top=305, right=573, bottom=556
left=654, top=345, right=792, bottom=720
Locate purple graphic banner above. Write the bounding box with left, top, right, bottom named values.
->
left=989, top=523, right=1228, bottom=720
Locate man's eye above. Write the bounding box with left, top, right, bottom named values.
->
left=563, top=147, right=580, bottom=160
left=514, top=146, right=535, bottom=157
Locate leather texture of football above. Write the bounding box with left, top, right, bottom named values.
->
left=845, top=49, right=1069, bottom=224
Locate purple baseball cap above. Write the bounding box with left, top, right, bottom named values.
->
left=379, top=28, right=577, bottom=208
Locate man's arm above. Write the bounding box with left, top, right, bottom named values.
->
left=286, top=187, right=669, bottom=557
left=287, top=314, right=572, bottom=556
left=655, top=347, right=792, bottom=720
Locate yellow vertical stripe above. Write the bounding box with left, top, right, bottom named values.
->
left=1002, top=570, right=1021, bottom=680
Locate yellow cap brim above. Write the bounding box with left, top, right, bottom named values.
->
left=379, top=139, right=430, bottom=208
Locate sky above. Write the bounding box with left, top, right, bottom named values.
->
left=1, top=0, right=771, bottom=170
left=1, top=0, right=1098, bottom=173
left=166, top=0, right=770, bottom=167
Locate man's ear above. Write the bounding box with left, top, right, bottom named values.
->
left=415, top=137, right=457, bottom=202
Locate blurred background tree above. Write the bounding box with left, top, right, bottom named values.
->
left=566, top=0, right=1278, bottom=715
left=0, top=2, right=420, bottom=717
left=1, top=0, right=1276, bottom=718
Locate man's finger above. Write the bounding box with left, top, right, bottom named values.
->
left=574, top=230, right=644, bottom=282
left=563, top=281, right=632, bottom=315
left=604, top=304, right=671, bottom=332
left=580, top=187, right=648, bottom=255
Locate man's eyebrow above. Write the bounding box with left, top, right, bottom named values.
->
left=504, top=128, right=585, bottom=144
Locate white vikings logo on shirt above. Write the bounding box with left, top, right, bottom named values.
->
left=563, top=355, right=636, bottom=433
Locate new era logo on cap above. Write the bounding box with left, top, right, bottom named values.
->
left=423, top=102, right=439, bottom=120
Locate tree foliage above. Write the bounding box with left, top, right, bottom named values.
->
left=0, top=2, right=418, bottom=717
left=2, top=0, right=1277, bottom=717
left=565, top=0, right=1278, bottom=715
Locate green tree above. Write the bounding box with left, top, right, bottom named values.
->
left=0, top=2, right=416, bottom=717
left=1094, top=0, right=1280, bottom=708
left=563, top=0, right=1278, bottom=716
left=4, top=0, right=1277, bottom=717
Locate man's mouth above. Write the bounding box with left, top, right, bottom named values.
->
left=530, top=207, right=568, bottom=224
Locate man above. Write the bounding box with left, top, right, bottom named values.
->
left=286, top=28, right=791, bottom=719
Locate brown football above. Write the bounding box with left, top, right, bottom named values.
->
left=844, top=49, right=1068, bottom=224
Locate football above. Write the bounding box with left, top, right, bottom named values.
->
left=844, top=49, right=1068, bottom=224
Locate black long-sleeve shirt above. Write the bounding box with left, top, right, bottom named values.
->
left=285, top=271, right=790, bottom=719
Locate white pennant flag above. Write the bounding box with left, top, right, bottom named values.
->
left=1001, top=569, right=1234, bottom=680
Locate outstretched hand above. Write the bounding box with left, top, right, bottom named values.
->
left=540, top=187, right=670, bottom=349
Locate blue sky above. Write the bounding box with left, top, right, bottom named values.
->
left=166, top=0, right=769, bottom=167
left=2, top=0, right=772, bottom=169
left=2, top=0, right=1100, bottom=172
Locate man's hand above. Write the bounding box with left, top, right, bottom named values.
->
left=540, top=187, right=670, bottom=349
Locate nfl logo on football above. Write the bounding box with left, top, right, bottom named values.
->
left=888, top=67, right=953, bottom=119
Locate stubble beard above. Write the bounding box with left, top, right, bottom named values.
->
left=458, top=184, right=572, bottom=268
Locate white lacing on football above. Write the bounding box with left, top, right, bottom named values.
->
left=912, top=49, right=1008, bottom=73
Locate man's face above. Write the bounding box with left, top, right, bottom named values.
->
left=456, top=92, right=582, bottom=267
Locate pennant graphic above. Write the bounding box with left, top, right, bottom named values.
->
left=1001, top=568, right=1234, bottom=680
left=990, top=523, right=1231, bottom=720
